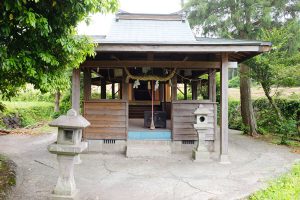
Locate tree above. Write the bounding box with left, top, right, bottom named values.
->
left=248, top=21, right=300, bottom=119
left=0, top=0, right=118, bottom=99
left=185, top=0, right=300, bottom=136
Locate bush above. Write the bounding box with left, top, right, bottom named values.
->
left=6, top=87, right=54, bottom=102
left=0, top=101, right=54, bottom=128
left=229, top=76, right=240, bottom=88
left=228, top=100, right=244, bottom=130
left=227, top=98, right=300, bottom=139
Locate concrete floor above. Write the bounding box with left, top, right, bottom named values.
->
left=0, top=130, right=299, bottom=200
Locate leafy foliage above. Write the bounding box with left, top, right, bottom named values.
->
left=0, top=101, right=54, bottom=128
left=248, top=22, right=300, bottom=95
left=249, top=163, right=300, bottom=200
left=0, top=0, right=118, bottom=98
left=228, top=98, right=300, bottom=142
left=228, top=76, right=240, bottom=88
left=185, top=0, right=299, bottom=39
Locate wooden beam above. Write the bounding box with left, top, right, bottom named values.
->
left=220, top=53, right=230, bottom=164
left=72, top=68, right=81, bottom=113
left=184, top=83, right=187, bottom=100
left=191, top=82, right=197, bottom=100
left=81, top=60, right=220, bottom=69
left=171, top=73, right=177, bottom=101
left=208, top=69, right=216, bottom=101
left=112, top=83, right=115, bottom=99
left=83, top=68, right=91, bottom=101
left=95, top=44, right=268, bottom=53
left=101, top=79, right=106, bottom=99
left=122, top=69, right=128, bottom=100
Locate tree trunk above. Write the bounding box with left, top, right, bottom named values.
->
left=261, top=83, right=283, bottom=120
left=54, top=90, right=61, bottom=112
left=240, top=64, right=258, bottom=136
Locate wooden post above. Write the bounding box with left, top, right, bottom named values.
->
left=122, top=69, right=128, bottom=100
left=171, top=73, right=177, bottom=101
left=83, top=68, right=91, bottom=101
left=191, top=82, right=197, bottom=100
left=159, top=83, right=165, bottom=111
left=184, top=83, right=187, bottom=100
left=208, top=69, right=216, bottom=101
left=112, top=83, right=115, bottom=99
left=72, top=68, right=80, bottom=113
left=101, top=79, right=106, bottom=99
left=220, top=53, right=230, bottom=164
left=164, top=83, right=167, bottom=111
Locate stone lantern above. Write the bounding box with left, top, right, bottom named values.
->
left=48, top=109, right=90, bottom=199
left=192, top=104, right=213, bottom=161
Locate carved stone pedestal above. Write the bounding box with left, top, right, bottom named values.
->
left=51, top=155, right=78, bottom=200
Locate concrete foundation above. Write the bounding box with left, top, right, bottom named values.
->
left=86, top=139, right=200, bottom=155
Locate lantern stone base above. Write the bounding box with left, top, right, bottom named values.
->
left=51, top=189, right=78, bottom=200
left=219, top=154, right=231, bottom=164
left=192, top=148, right=211, bottom=162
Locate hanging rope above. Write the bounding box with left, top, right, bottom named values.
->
left=124, top=67, right=177, bottom=82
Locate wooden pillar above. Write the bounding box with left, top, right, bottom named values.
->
left=159, top=83, right=165, bottom=111
left=101, top=79, right=106, bottom=99
left=184, top=83, right=187, bottom=100
left=112, top=83, right=115, bottom=99
left=220, top=53, right=230, bottom=164
left=72, top=68, right=80, bottom=113
left=208, top=69, right=216, bottom=101
left=83, top=68, right=91, bottom=101
left=122, top=69, right=128, bottom=100
left=191, top=82, right=197, bottom=100
left=171, top=73, right=177, bottom=101
left=164, top=83, right=167, bottom=111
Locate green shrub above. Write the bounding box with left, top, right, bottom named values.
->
left=7, top=88, right=54, bottom=102
left=228, top=100, right=244, bottom=130
left=227, top=98, right=299, bottom=138
left=229, top=76, right=240, bottom=88
left=249, top=163, right=300, bottom=200
left=0, top=101, right=54, bottom=128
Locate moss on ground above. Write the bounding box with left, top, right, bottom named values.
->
left=0, top=155, right=16, bottom=199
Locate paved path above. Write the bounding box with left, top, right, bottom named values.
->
left=0, top=130, right=299, bottom=200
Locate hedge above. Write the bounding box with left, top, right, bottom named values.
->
left=228, top=98, right=300, bottom=136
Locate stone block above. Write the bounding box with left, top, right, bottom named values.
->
left=192, top=149, right=211, bottom=162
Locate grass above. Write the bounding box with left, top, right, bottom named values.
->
left=249, top=163, right=300, bottom=200
left=0, top=101, right=54, bottom=128
left=0, top=155, right=16, bottom=199
left=228, top=86, right=300, bottom=101
left=2, top=101, right=53, bottom=109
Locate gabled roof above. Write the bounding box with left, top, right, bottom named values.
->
left=88, top=11, right=271, bottom=63
left=102, top=10, right=195, bottom=43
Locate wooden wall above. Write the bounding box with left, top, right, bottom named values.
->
left=83, top=100, right=128, bottom=139
left=171, top=100, right=216, bottom=141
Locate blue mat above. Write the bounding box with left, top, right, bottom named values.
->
left=128, top=131, right=171, bottom=140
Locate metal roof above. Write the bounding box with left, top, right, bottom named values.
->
left=91, top=11, right=271, bottom=47
left=104, top=19, right=195, bottom=43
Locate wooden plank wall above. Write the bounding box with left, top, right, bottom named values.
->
left=171, top=100, right=216, bottom=140
left=83, top=100, right=128, bottom=139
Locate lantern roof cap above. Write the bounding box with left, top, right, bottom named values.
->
left=49, top=109, right=90, bottom=128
